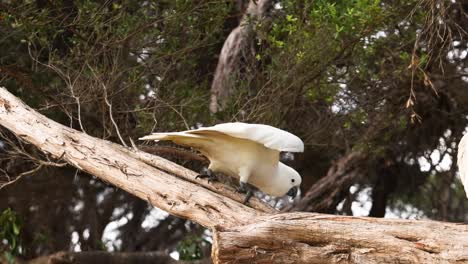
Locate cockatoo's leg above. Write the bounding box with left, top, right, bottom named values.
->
left=237, top=182, right=254, bottom=204
left=238, top=167, right=254, bottom=204
left=195, top=168, right=218, bottom=183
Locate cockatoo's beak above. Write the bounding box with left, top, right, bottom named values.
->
left=287, top=186, right=298, bottom=198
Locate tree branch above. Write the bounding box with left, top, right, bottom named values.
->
left=0, top=87, right=263, bottom=229
left=213, top=213, right=468, bottom=263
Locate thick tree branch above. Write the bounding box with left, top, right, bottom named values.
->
left=213, top=213, right=468, bottom=263
left=0, top=87, right=263, bottom=228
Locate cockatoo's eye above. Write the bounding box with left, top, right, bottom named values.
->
left=291, top=179, right=295, bottom=183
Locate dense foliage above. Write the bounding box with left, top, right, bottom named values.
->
left=0, top=0, right=467, bottom=261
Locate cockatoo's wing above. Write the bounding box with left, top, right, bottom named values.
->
left=457, top=133, right=468, bottom=198
left=193, top=122, right=304, bottom=152
left=139, top=131, right=208, bottom=141
left=139, top=131, right=214, bottom=152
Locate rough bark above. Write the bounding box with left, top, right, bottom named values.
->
left=1, top=87, right=468, bottom=264
left=209, top=0, right=274, bottom=113
left=287, top=152, right=366, bottom=213
left=213, top=213, right=468, bottom=264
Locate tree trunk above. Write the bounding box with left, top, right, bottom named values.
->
left=369, top=158, right=398, bottom=217
left=209, top=0, right=274, bottom=113
left=1, top=86, right=467, bottom=264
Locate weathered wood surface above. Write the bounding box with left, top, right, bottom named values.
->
left=213, top=213, right=468, bottom=264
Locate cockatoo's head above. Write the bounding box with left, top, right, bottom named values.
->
left=274, top=162, right=302, bottom=198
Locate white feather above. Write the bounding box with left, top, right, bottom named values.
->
left=457, top=133, right=468, bottom=198
left=195, top=122, right=304, bottom=152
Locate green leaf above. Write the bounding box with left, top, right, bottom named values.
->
left=13, top=222, right=20, bottom=236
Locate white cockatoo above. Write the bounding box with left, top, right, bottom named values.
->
left=457, top=133, right=468, bottom=198
left=140, top=122, right=303, bottom=203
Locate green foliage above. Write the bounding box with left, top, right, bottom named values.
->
left=310, top=0, right=383, bottom=37
left=0, top=208, right=23, bottom=262
left=237, top=0, right=390, bottom=124
left=176, top=235, right=210, bottom=261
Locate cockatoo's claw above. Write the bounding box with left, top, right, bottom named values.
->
left=242, top=189, right=253, bottom=204
left=237, top=181, right=248, bottom=193
left=195, top=169, right=218, bottom=183
left=237, top=182, right=253, bottom=204
left=207, top=177, right=218, bottom=184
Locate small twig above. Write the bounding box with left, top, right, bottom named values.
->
left=103, top=85, right=128, bottom=147
left=70, top=70, right=88, bottom=133
left=156, top=97, right=190, bottom=130
left=86, top=63, right=128, bottom=147
left=129, top=137, right=139, bottom=151
left=28, top=44, right=88, bottom=133
left=0, top=164, right=43, bottom=190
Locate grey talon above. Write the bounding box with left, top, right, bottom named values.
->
left=242, top=189, right=253, bottom=204
left=196, top=169, right=218, bottom=183
left=237, top=182, right=248, bottom=193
